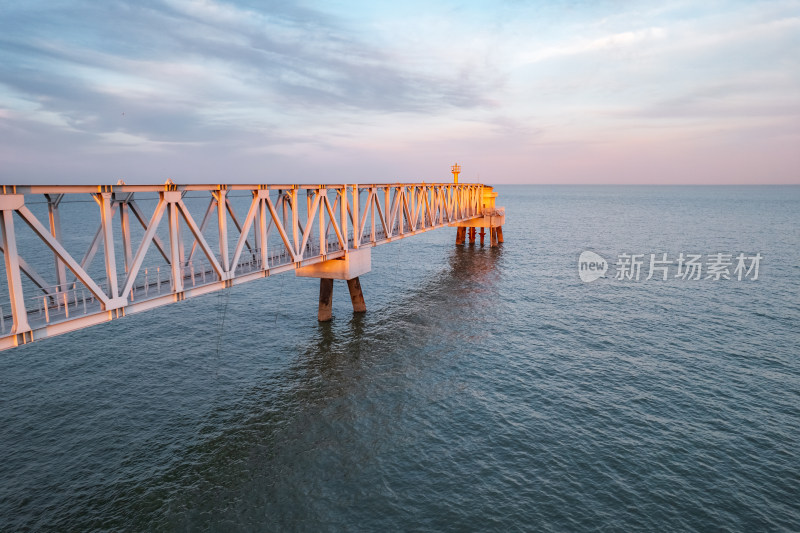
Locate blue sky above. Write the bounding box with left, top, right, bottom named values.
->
left=1, top=0, right=798, bottom=184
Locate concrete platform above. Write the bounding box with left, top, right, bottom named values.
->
left=449, top=207, right=505, bottom=228
left=295, top=247, right=371, bottom=280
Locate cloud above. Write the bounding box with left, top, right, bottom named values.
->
left=516, top=26, right=668, bottom=66
left=613, top=77, right=800, bottom=120
left=0, top=0, right=798, bottom=184
left=0, top=0, right=494, bottom=150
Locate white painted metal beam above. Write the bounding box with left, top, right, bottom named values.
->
left=15, top=205, right=111, bottom=307
left=0, top=205, right=30, bottom=335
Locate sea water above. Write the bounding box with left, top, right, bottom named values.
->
left=0, top=185, right=798, bottom=531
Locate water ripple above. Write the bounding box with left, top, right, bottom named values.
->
left=1, top=186, right=799, bottom=531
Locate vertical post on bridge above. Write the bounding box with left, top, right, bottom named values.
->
left=319, top=187, right=327, bottom=256
left=291, top=188, right=299, bottom=256
left=117, top=195, right=134, bottom=274
left=177, top=203, right=186, bottom=270
left=340, top=185, right=348, bottom=251
left=45, top=194, right=67, bottom=291
left=0, top=196, right=30, bottom=337
left=384, top=187, right=391, bottom=237
left=258, top=191, right=268, bottom=269
left=98, top=192, right=120, bottom=300
left=352, top=185, right=359, bottom=249
left=216, top=188, right=229, bottom=274
left=280, top=190, right=289, bottom=236
left=370, top=186, right=376, bottom=241
left=167, top=197, right=183, bottom=293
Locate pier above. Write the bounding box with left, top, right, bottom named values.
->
left=0, top=170, right=504, bottom=350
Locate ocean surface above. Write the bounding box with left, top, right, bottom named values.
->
left=1, top=185, right=798, bottom=531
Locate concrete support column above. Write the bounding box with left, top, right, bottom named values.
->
left=456, top=226, right=466, bottom=245
left=318, top=278, right=334, bottom=321
left=299, top=248, right=370, bottom=322
left=497, top=226, right=504, bottom=243
left=490, top=227, right=499, bottom=247
left=468, top=227, right=476, bottom=244
left=480, top=227, right=485, bottom=245
left=347, top=277, right=366, bottom=313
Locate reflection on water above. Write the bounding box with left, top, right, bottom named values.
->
left=145, top=244, right=504, bottom=530
left=48, top=243, right=503, bottom=531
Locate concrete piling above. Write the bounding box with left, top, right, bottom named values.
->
left=318, top=278, right=333, bottom=321
left=456, top=227, right=466, bottom=245
left=347, top=277, right=367, bottom=313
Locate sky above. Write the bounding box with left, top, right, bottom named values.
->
left=0, top=0, right=798, bottom=184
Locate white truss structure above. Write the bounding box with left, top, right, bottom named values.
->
left=0, top=183, right=485, bottom=349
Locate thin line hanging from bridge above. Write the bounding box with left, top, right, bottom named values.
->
left=0, top=182, right=489, bottom=349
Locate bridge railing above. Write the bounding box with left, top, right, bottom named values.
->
left=0, top=182, right=485, bottom=347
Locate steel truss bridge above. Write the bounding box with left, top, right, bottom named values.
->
left=0, top=182, right=505, bottom=350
